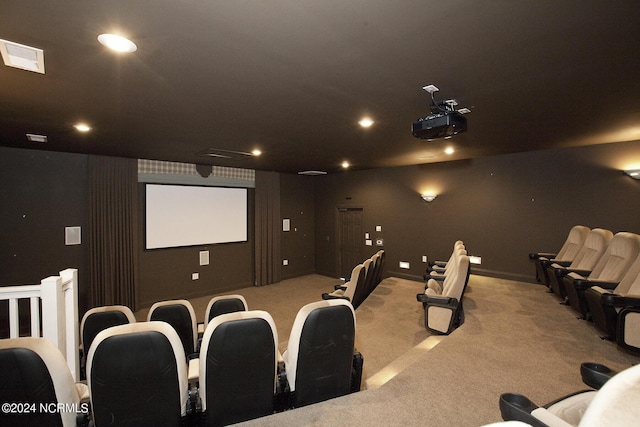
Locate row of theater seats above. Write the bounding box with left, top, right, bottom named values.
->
left=416, top=240, right=471, bottom=334
left=0, top=298, right=363, bottom=426
left=530, top=226, right=640, bottom=355
left=487, top=361, right=640, bottom=426
left=322, top=250, right=385, bottom=309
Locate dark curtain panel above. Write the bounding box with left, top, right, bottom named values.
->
left=254, top=170, right=281, bottom=286
left=88, top=156, right=139, bottom=309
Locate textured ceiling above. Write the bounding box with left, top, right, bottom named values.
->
left=1, top=1, right=640, bottom=173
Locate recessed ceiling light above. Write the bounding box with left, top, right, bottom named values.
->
left=358, top=117, right=374, bottom=128
left=251, top=149, right=262, bottom=156
left=444, top=146, right=455, bottom=155
left=341, top=161, right=350, bottom=169
left=97, top=34, right=137, bottom=53
left=74, top=123, right=92, bottom=132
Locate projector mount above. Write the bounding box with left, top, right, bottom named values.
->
left=411, top=84, right=470, bottom=140
left=422, top=84, right=471, bottom=116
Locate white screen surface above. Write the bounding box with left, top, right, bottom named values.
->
left=145, top=184, right=247, bottom=249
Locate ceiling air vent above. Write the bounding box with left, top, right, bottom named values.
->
left=298, top=170, right=328, bottom=176
left=196, top=148, right=253, bottom=161
left=0, top=39, right=45, bottom=74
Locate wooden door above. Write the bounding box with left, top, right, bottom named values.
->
left=338, top=208, right=364, bottom=279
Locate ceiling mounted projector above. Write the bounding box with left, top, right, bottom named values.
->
left=412, top=85, right=470, bottom=141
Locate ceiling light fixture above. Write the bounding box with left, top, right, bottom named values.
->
left=358, top=117, right=374, bottom=128
left=624, top=169, right=640, bottom=180
left=444, top=146, right=455, bottom=155
left=74, top=123, right=92, bottom=132
left=97, top=34, right=137, bottom=53
left=0, top=38, right=45, bottom=74
left=341, top=161, right=350, bottom=169
left=251, top=149, right=262, bottom=156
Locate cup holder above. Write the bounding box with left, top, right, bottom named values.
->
left=581, top=362, right=615, bottom=389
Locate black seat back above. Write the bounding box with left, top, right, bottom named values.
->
left=201, top=311, right=277, bottom=426
left=0, top=347, right=62, bottom=426
left=88, top=323, right=186, bottom=427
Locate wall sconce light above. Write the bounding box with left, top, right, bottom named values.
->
left=421, top=193, right=437, bottom=202
left=624, top=169, right=640, bottom=180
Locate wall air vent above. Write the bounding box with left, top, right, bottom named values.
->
left=196, top=148, right=253, bottom=161
left=26, top=133, right=47, bottom=143
left=298, top=170, right=328, bottom=176
left=0, top=39, right=45, bottom=74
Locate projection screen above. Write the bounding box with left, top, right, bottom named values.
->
left=145, top=184, right=247, bottom=249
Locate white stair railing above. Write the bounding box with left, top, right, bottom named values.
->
left=0, top=268, right=79, bottom=381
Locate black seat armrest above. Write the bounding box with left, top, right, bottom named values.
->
left=499, top=393, right=547, bottom=427
left=550, top=260, right=572, bottom=267
left=322, top=293, right=349, bottom=301
left=565, top=268, right=592, bottom=277
left=603, top=293, right=640, bottom=307
left=416, top=294, right=456, bottom=307
left=582, top=280, right=618, bottom=291
left=580, top=362, right=617, bottom=389
left=530, top=252, right=557, bottom=260
left=571, top=278, right=619, bottom=291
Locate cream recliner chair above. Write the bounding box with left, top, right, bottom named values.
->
left=545, top=228, right=613, bottom=301
left=204, top=294, right=248, bottom=323
left=281, top=300, right=361, bottom=408
left=79, top=305, right=136, bottom=379
left=530, top=225, right=590, bottom=285
left=563, top=232, right=640, bottom=318
left=198, top=310, right=279, bottom=426
left=0, top=337, right=90, bottom=427
left=148, top=299, right=198, bottom=357
left=617, top=307, right=640, bottom=354
left=322, top=263, right=365, bottom=304
left=417, top=253, right=470, bottom=334
left=496, top=362, right=640, bottom=427
left=584, top=252, right=640, bottom=340
left=425, top=240, right=464, bottom=280
left=87, top=322, right=188, bottom=426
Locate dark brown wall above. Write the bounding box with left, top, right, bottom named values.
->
left=137, top=186, right=255, bottom=307
left=280, top=173, right=315, bottom=279
left=2, top=139, right=639, bottom=315
left=0, top=147, right=90, bottom=313
left=315, top=140, right=640, bottom=282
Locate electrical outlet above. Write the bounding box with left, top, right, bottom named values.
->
left=283, top=259, right=289, bottom=266
left=399, top=261, right=410, bottom=269
left=422, top=256, right=427, bottom=263
left=192, top=273, right=199, bottom=280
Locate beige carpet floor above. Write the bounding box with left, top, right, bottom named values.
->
left=136, top=274, right=640, bottom=426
